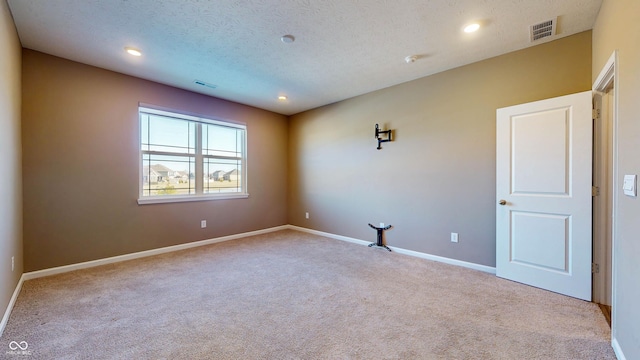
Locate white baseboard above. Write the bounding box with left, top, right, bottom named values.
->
left=0, top=274, right=25, bottom=337
left=23, top=225, right=289, bottom=281
left=3, top=226, right=282, bottom=337
left=612, top=337, right=626, bottom=360
left=389, top=246, right=496, bottom=274
left=20, top=224, right=495, bottom=281
left=4, top=224, right=494, bottom=337
left=288, top=225, right=371, bottom=246
left=287, top=225, right=496, bottom=274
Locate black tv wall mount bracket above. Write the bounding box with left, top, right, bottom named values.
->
left=374, top=124, right=392, bottom=150
left=368, top=223, right=392, bottom=252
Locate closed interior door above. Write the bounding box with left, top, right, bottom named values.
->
left=496, top=91, right=592, bottom=301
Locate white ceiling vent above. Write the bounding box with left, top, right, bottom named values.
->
left=530, top=18, right=557, bottom=42
left=194, top=80, right=217, bottom=89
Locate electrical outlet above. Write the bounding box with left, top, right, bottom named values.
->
left=201, top=220, right=207, bottom=228
left=12, top=256, right=14, bottom=272
left=305, top=212, right=309, bottom=219
left=451, top=233, right=459, bottom=243
left=380, top=223, right=385, bottom=228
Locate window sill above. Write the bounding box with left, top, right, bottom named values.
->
left=137, top=193, right=249, bottom=205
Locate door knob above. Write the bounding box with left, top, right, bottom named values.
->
left=499, top=200, right=507, bottom=205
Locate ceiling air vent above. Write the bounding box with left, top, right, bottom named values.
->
left=194, top=80, right=217, bottom=89
left=530, top=18, right=557, bottom=42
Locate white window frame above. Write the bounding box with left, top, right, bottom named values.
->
left=137, top=105, right=248, bottom=205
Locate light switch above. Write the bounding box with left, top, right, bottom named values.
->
left=623, top=175, right=637, bottom=197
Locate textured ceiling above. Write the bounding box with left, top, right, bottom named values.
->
left=7, top=0, right=602, bottom=115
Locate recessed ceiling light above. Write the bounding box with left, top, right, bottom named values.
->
left=278, top=95, right=288, bottom=101
left=125, top=47, right=142, bottom=56
left=464, top=23, right=480, bottom=33
left=281, top=35, right=295, bottom=44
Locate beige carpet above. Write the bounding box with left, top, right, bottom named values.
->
left=1, top=230, right=615, bottom=359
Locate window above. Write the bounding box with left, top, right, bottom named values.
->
left=138, top=106, right=247, bottom=204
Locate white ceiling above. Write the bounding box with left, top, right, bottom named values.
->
left=7, top=0, right=602, bottom=116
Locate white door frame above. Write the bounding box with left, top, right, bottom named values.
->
left=592, top=51, right=618, bottom=325
left=592, top=89, right=613, bottom=306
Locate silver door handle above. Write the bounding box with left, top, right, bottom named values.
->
left=499, top=200, right=507, bottom=205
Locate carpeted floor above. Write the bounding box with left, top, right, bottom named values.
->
left=1, top=230, right=615, bottom=359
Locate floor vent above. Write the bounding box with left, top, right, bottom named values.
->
left=530, top=18, right=557, bottom=42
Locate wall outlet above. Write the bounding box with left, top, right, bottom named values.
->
left=12, top=256, right=14, bottom=272
left=380, top=223, right=385, bottom=228
left=305, top=212, right=309, bottom=219
left=451, top=233, right=459, bottom=243
left=201, top=220, right=207, bottom=228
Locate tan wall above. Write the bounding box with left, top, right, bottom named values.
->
left=0, top=0, right=22, bottom=326
left=289, top=31, right=592, bottom=267
left=22, top=50, right=288, bottom=272
left=592, top=1, right=640, bottom=358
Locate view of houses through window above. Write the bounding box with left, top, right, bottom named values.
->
left=140, top=106, right=246, bottom=199
left=142, top=163, right=243, bottom=196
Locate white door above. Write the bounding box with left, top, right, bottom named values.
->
left=496, top=91, right=592, bottom=301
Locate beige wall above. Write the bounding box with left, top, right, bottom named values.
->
left=7, top=5, right=638, bottom=353
left=22, top=50, right=288, bottom=271
left=0, top=0, right=22, bottom=327
left=289, top=31, right=592, bottom=267
left=593, top=1, right=640, bottom=358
